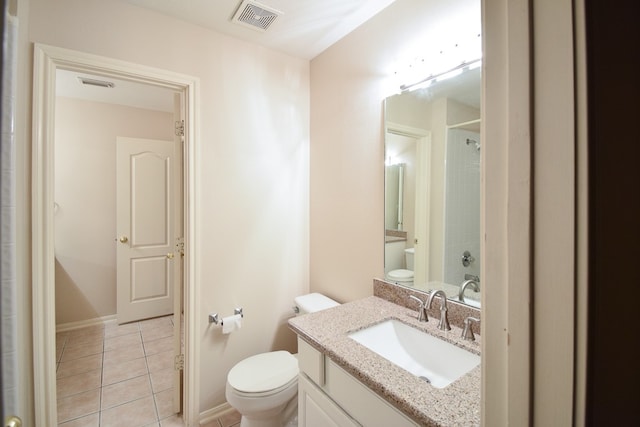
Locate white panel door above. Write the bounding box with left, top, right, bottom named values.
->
left=117, top=137, right=176, bottom=324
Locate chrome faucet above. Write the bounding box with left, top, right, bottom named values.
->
left=426, top=290, right=451, bottom=331
left=458, top=279, right=480, bottom=302
left=409, top=295, right=428, bottom=322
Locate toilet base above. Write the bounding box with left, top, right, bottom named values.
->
left=238, top=394, right=297, bottom=427
left=283, top=412, right=298, bottom=427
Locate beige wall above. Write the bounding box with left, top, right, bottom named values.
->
left=25, top=0, right=310, bottom=412
left=54, top=97, right=173, bottom=325
left=386, top=94, right=433, bottom=129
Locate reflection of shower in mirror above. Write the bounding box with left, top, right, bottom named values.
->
left=466, top=138, right=481, bottom=152
left=443, top=128, right=481, bottom=288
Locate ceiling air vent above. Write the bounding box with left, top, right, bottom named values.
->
left=77, top=77, right=115, bottom=88
left=231, top=0, right=281, bottom=32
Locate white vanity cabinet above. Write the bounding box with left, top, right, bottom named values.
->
left=298, top=373, right=359, bottom=427
left=297, top=337, right=420, bottom=427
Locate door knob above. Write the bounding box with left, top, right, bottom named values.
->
left=119, top=236, right=129, bottom=243
left=167, top=253, right=175, bottom=259
left=5, top=416, right=23, bottom=427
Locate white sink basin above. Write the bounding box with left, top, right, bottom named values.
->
left=348, top=319, right=480, bottom=388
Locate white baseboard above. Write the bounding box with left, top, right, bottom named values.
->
left=56, top=314, right=117, bottom=333
left=199, top=402, right=235, bottom=425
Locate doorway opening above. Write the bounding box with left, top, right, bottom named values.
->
left=32, top=44, right=200, bottom=426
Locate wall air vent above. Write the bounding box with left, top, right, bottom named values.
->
left=77, top=77, right=115, bottom=88
left=231, top=0, right=281, bottom=32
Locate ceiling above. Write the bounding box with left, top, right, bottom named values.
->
left=120, top=0, right=397, bottom=60
left=57, top=1, right=480, bottom=112
left=57, top=0, right=397, bottom=110
left=56, top=69, right=176, bottom=112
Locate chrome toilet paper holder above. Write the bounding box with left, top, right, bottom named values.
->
left=209, top=307, right=243, bottom=325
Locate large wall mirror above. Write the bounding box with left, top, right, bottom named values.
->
left=384, top=62, right=481, bottom=307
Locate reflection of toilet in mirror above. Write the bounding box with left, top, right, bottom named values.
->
left=385, top=243, right=414, bottom=284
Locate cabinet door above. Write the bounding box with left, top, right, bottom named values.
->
left=325, top=360, right=419, bottom=427
left=298, top=374, right=360, bottom=427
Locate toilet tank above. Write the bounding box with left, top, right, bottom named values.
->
left=294, top=293, right=339, bottom=315
left=385, top=240, right=406, bottom=273
left=405, top=247, right=415, bottom=271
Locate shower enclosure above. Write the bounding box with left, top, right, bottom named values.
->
left=443, top=127, right=481, bottom=286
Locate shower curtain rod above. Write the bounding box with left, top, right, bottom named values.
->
left=400, top=58, right=482, bottom=92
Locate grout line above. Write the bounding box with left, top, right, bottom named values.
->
left=57, top=316, right=182, bottom=426
left=142, top=328, right=162, bottom=424
left=99, top=325, right=106, bottom=427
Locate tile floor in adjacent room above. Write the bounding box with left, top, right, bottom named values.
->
left=56, top=315, right=183, bottom=426
left=56, top=314, right=243, bottom=427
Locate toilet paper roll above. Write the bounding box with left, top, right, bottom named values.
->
left=222, top=314, right=242, bottom=334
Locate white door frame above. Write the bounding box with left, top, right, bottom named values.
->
left=385, top=122, right=431, bottom=284
left=31, top=44, right=200, bottom=426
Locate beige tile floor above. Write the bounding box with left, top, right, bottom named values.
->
left=56, top=315, right=185, bottom=426
left=56, top=315, right=242, bottom=427
left=199, top=410, right=241, bottom=427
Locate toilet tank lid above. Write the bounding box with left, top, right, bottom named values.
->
left=295, top=293, right=339, bottom=313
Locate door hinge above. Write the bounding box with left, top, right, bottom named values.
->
left=175, top=120, right=185, bottom=137
left=174, top=354, right=184, bottom=370
left=175, top=237, right=185, bottom=257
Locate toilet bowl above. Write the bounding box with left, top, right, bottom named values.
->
left=386, top=268, right=414, bottom=282
left=225, top=293, right=339, bottom=427
left=226, top=351, right=299, bottom=427
left=386, top=247, right=415, bottom=283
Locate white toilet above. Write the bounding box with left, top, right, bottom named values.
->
left=386, top=247, right=415, bottom=283
left=225, top=293, right=340, bottom=427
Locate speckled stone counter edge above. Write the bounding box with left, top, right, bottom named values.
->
left=288, top=294, right=481, bottom=426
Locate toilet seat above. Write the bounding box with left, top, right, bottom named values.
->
left=230, top=376, right=298, bottom=398
left=387, top=269, right=414, bottom=282
left=227, top=351, right=298, bottom=395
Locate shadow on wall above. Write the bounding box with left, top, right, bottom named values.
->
left=54, top=258, right=109, bottom=325
left=204, top=310, right=298, bottom=355
left=271, top=313, right=298, bottom=353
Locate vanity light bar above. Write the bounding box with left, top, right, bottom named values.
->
left=400, top=58, right=482, bottom=92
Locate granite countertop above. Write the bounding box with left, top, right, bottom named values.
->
left=288, top=296, right=481, bottom=426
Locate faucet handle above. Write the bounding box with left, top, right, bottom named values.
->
left=462, top=316, right=480, bottom=341
left=409, top=295, right=428, bottom=322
